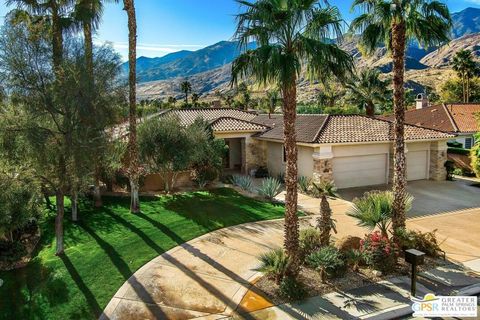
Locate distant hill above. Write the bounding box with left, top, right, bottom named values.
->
left=452, top=7, right=480, bottom=38
left=134, top=7, right=480, bottom=101
left=123, top=41, right=256, bottom=83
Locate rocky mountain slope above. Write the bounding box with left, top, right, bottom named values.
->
left=134, top=7, right=480, bottom=101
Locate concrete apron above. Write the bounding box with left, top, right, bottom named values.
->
left=101, top=217, right=315, bottom=320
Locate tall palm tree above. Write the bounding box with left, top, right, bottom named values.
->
left=452, top=50, right=478, bottom=103
left=232, top=0, right=352, bottom=276
left=181, top=80, right=192, bottom=105
left=350, top=0, right=451, bottom=234
left=7, top=0, right=74, bottom=255
left=123, top=0, right=140, bottom=213
left=73, top=0, right=106, bottom=208
left=345, top=68, right=390, bottom=116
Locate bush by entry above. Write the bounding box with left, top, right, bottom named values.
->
left=0, top=188, right=286, bottom=320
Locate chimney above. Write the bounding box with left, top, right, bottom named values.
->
left=415, top=93, right=428, bottom=109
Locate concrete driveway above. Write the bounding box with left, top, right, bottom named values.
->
left=338, top=178, right=480, bottom=217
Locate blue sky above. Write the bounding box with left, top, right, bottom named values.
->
left=1, top=0, right=479, bottom=60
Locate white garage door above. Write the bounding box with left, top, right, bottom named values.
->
left=407, top=150, right=428, bottom=181
left=333, top=154, right=388, bottom=189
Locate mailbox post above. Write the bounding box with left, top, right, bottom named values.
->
left=405, top=249, right=425, bottom=297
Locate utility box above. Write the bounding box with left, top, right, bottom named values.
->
left=405, top=249, right=425, bottom=266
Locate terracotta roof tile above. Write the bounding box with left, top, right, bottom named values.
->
left=163, top=108, right=257, bottom=125
left=255, top=114, right=453, bottom=143
left=210, top=117, right=269, bottom=132
left=381, top=104, right=480, bottom=133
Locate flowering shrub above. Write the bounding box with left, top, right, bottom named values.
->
left=360, top=231, right=398, bottom=273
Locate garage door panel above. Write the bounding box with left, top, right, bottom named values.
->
left=333, top=154, right=387, bottom=189
left=407, top=151, right=428, bottom=181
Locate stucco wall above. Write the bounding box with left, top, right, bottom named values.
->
left=451, top=134, right=476, bottom=149
left=266, top=141, right=314, bottom=178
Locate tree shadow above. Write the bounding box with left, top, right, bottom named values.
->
left=60, top=254, right=102, bottom=317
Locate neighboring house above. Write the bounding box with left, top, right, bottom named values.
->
left=148, top=108, right=452, bottom=190
left=383, top=96, right=480, bottom=149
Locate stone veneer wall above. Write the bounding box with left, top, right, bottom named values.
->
left=429, top=142, right=448, bottom=181
left=312, top=157, right=333, bottom=184
left=245, top=137, right=267, bottom=174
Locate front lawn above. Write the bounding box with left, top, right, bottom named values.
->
left=0, top=188, right=286, bottom=320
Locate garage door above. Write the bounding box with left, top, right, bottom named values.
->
left=333, top=154, right=388, bottom=189
left=407, top=150, right=428, bottom=181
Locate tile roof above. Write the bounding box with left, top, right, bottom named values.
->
left=162, top=108, right=257, bottom=126
left=252, top=114, right=328, bottom=143
left=254, top=114, right=453, bottom=144
left=381, top=104, right=480, bottom=134
left=210, top=117, right=270, bottom=132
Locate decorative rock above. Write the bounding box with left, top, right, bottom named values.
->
left=335, top=236, right=361, bottom=252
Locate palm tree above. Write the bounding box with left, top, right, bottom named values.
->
left=73, top=0, right=106, bottom=208
left=123, top=0, right=140, bottom=213
left=181, top=80, right=192, bottom=104
left=345, top=68, right=390, bottom=116
left=266, top=88, right=279, bottom=117
left=191, top=92, right=200, bottom=107
left=452, top=50, right=478, bottom=103
left=312, top=180, right=339, bottom=247
left=232, top=0, right=352, bottom=276
left=167, top=96, right=177, bottom=108
left=350, top=0, right=451, bottom=235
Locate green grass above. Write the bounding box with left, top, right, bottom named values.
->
left=0, top=188, right=287, bottom=320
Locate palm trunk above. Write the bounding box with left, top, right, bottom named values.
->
left=71, top=190, right=78, bottom=222
left=466, top=76, right=470, bottom=103
left=391, top=20, right=407, bottom=235
left=366, top=101, right=375, bottom=117
left=93, top=166, right=103, bottom=207
left=55, top=189, right=65, bottom=255
left=318, top=194, right=332, bottom=247
left=124, top=0, right=140, bottom=213
left=282, top=81, right=300, bottom=277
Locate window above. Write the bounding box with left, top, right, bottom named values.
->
left=465, top=137, right=473, bottom=149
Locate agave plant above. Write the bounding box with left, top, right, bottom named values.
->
left=230, top=174, right=253, bottom=192
left=312, top=180, right=339, bottom=247
left=297, top=176, right=311, bottom=194
left=257, top=177, right=283, bottom=201
left=347, top=191, right=414, bottom=237
left=255, top=248, right=290, bottom=284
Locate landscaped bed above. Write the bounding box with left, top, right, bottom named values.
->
left=0, top=188, right=287, bottom=320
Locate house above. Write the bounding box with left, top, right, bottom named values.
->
left=383, top=95, right=480, bottom=149
left=148, top=108, right=453, bottom=190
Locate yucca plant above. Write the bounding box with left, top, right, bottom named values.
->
left=345, top=249, right=365, bottom=272
left=312, top=180, right=339, bottom=246
left=306, top=246, right=345, bottom=282
left=297, top=176, right=311, bottom=194
left=257, top=177, right=283, bottom=201
left=256, top=248, right=290, bottom=284
left=230, top=174, right=253, bottom=192
left=347, top=191, right=414, bottom=237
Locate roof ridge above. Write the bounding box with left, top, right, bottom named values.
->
left=211, top=116, right=271, bottom=128
left=442, top=103, right=460, bottom=133
left=176, top=107, right=258, bottom=115
left=313, top=114, right=331, bottom=143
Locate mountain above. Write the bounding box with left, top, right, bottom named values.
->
left=123, top=41, right=256, bottom=83
left=420, top=33, right=480, bottom=68
left=452, top=7, right=480, bottom=38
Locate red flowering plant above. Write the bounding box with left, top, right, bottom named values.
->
left=360, top=231, right=399, bottom=273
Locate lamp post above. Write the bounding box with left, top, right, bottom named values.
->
left=405, top=249, right=425, bottom=297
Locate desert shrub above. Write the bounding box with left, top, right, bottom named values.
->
left=299, top=228, right=321, bottom=258
left=279, top=276, right=306, bottom=301
left=256, top=248, right=290, bottom=284
left=193, top=167, right=218, bottom=188
left=396, top=228, right=443, bottom=257
left=360, top=231, right=398, bottom=273
left=345, top=249, right=365, bottom=272
left=297, top=176, right=311, bottom=194
left=347, top=191, right=413, bottom=237
left=257, top=177, right=283, bottom=200
left=231, top=175, right=253, bottom=192
left=307, top=246, right=346, bottom=281
left=254, top=166, right=269, bottom=178
left=448, top=147, right=470, bottom=155
left=452, top=168, right=463, bottom=176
